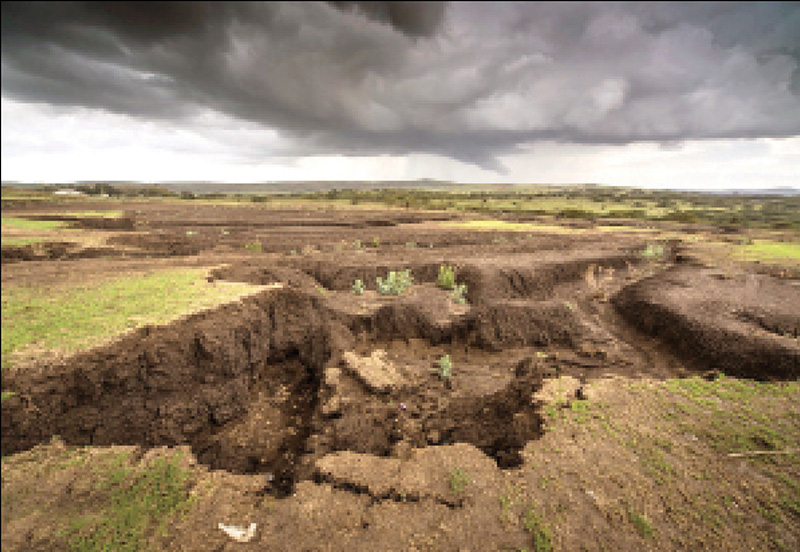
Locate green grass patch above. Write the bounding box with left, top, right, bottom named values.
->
left=523, top=506, right=553, bottom=552
left=63, top=453, right=194, bottom=552
left=1, top=217, right=70, bottom=230
left=628, top=509, right=654, bottom=538
left=1, top=237, right=50, bottom=246
left=1, top=268, right=263, bottom=368
left=661, top=376, right=800, bottom=456
left=449, top=467, right=470, bottom=494
left=732, top=240, right=800, bottom=262
left=61, top=211, right=124, bottom=218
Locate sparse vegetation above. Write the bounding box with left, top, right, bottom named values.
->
left=244, top=240, right=262, bottom=253
left=642, top=243, right=664, bottom=258
left=628, top=509, right=654, bottom=539
left=63, top=453, right=194, bottom=552
left=351, top=279, right=364, bottom=295
left=451, top=283, right=468, bottom=305
left=1, top=217, right=71, bottom=231
left=438, top=264, right=456, bottom=290
left=449, top=467, right=470, bottom=494
left=376, top=269, right=414, bottom=296
left=438, top=354, right=452, bottom=380
left=523, top=507, right=553, bottom=552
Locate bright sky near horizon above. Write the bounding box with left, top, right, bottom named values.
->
left=2, top=2, right=799, bottom=189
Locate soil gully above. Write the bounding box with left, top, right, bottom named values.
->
left=0, top=286, right=548, bottom=499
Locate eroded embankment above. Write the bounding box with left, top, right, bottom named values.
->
left=1, top=278, right=576, bottom=494
left=1, top=288, right=345, bottom=492
left=612, top=265, right=800, bottom=379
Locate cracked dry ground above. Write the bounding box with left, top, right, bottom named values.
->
left=2, top=201, right=799, bottom=551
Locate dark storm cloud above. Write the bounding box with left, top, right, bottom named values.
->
left=328, top=2, right=446, bottom=37
left=2, top=1, right=799, bottom=170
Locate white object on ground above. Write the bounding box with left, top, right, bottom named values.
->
left=218, top=522, right=257, bottom=543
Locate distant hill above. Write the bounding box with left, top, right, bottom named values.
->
left=3, top=180, right=798, bottom=196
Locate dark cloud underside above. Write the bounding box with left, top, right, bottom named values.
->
left=2, top=1, right=798, bottom=169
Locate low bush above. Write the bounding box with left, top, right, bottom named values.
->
left=351, top=279, right=365, bottom=295
left=438, top=264, right=456, bottom=290
left=376, top=270, right=413, bottom=296
left=451, top=283, right=468, bottom=305
left=641, top=243, right=664, bottom=259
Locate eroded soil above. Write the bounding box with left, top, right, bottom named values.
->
left=2, top=199, right=799, bottom=551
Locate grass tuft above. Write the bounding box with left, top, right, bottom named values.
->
left=628, top=509, right=654, bottom=539
left=449, top=467, right=470, bottom=494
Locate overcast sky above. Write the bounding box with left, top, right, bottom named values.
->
left=2, top=1, right=799, bottom=189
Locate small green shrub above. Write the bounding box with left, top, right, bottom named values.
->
left=439, top=354, right=452, bottom=380
left=352, top=279, right=365, bottom=295
left=244, top=241, right=262, bottom=253
left=376, top=270, right=414, bottom=296
left=353, top=239, right=362, bottom=250
left=405, top=241, right=417, bottom=248
left=449, top=468, right=470, bottom=493
left=628, top=509, right=654, bottom=538
left=523, top=507, right=553, bottom=552
left=438, top=265, right=456, bottom=290
left=451, top=283, right=468, bottom=305
left=372, top=236, right=380, bottom=248
left=642, top=243, right=664, bottom=259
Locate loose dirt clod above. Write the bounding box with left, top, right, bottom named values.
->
left=342, top=349, right=405, bottom=393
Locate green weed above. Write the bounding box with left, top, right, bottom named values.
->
left=451, top=283, right=468, bottom=305
left=351, top=279, right=365, bottom=295
left=438, top=355, right=452, bottom=380
left=244, top=241, right=262, bottom=252
left=449, top=468, right=470, bottom=494
left=628, top=509, right=654, bottom=538
left=438, top=264, right=456, bottom=290
left=376, top=270, right=414, bottom=295
left=523, top=507, right=553, bottom=552
left=641, top=243, right=664, bottom=259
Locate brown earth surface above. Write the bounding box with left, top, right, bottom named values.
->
left=2, top=199, right=799, bottom=551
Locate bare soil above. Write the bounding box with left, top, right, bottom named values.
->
left=2, top=199, right=799, bottom=551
